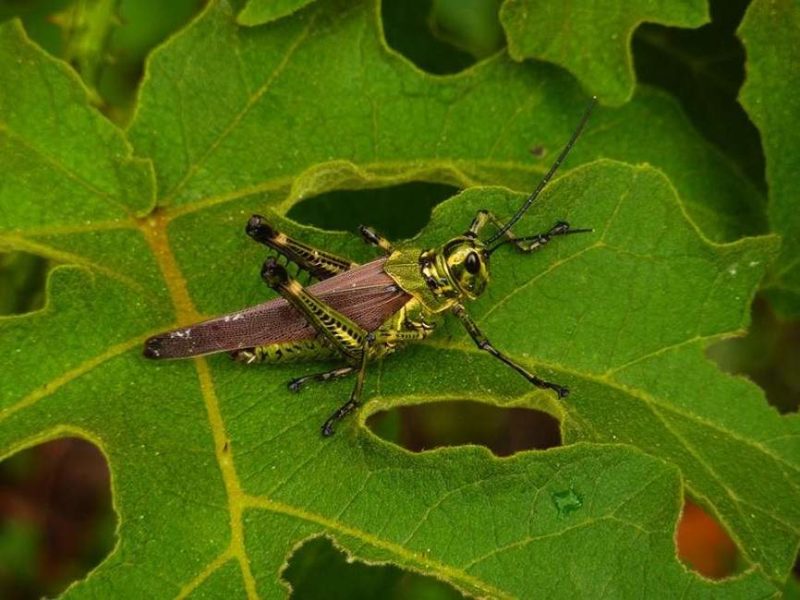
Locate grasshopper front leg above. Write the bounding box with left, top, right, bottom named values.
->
left=468, top=210, right=591, bottom=252
left=451, top=303, right=569, bottom=398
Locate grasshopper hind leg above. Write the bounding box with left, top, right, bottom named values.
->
left=260, top=258, right=373, bottom=436
left=246, top=215, right=356, bottom=280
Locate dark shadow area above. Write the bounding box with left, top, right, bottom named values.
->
left=633, top=0, right=766, bottom=190
left=794, top=552, right=800, bottom=590
left=0, top=438, right=115, bottom=600
left=368, top=401, right=561, bottom=456
left=285, top=536, right=466, bottom=599
left=708, top=295, right=800, bottom=414
left=0, top=253, right=48, bottom=316
left=676, top=499, right=739, bottom=579
left=381, top=0, right=503, bottom=75
left=287, top=181, right=459, bottom=240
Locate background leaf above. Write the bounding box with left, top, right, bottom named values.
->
left=0, top=20, right=154, bottom=221
left=500, top=0, right=709, bottom=105
left=1, top=0, right=798, bottom=597
left=237, top=0, right=318, bottom=26
left=738, top=0, right=800, bottom=318
left=633, top=0, right=765, bottom=189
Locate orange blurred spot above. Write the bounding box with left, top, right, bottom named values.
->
left=676, top=500, right=738, bottom=578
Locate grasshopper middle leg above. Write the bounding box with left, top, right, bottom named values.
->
left=358, top=225, right=393, bottom=255
left=288, top=366, right=355, bottom=392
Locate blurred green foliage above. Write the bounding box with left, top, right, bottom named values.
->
left=633, top=0, right=765, bottom=192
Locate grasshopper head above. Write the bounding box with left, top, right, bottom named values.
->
left=442, top=236, right=490, bottom=299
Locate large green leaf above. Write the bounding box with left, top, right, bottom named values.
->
left=739, top=0, right=800, bottom=318
left=1, top=0, right=798, bottom=597
left=500, top=0, right=709, bottom=106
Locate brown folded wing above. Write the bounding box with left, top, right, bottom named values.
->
left=143, top=257, right=411, bottom=359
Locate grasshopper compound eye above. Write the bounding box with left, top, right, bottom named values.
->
left=465, top=251, right=481, bottom=274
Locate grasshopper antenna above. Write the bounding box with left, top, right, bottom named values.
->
left=487, top=96, right=597, bottom=245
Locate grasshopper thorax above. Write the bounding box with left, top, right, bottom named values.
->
left=420, top=236, right=490, bottom=300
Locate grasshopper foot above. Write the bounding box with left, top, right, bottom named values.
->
left=321, top=398, right=360, bottom=437
left=287, top=378, right=304, bottom=393
left=321, top=419, right=336, bottom=437
left=529, top=374, right=569, bottom=399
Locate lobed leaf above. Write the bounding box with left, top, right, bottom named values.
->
left=0, top=21, right=154, bottom=228
left=500, top=0, right=709, bottom=106
left=1, top=0, right=798, bottom=597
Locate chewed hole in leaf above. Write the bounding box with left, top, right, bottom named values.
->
left=367, top=401, right=561, bottom=456
left=676, top=499, right=739, bottom=579
left=381, top=0, right=506, bottom=74
left=707, top=296, right=800, bottom=414
left=0, top=252, right=48, bottom=315
left=284, top=536, right=466, bottom=599
left=287, top=181, right=458, bottom=240
left=0, top=437, right=116, bottom=598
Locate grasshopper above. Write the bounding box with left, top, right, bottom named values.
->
left=144, top=99, right=596, bottom=436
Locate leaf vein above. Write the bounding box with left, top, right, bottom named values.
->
left=0, top=122, right=132, bottom=216
left=161, top=14, right=317, bottom=204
